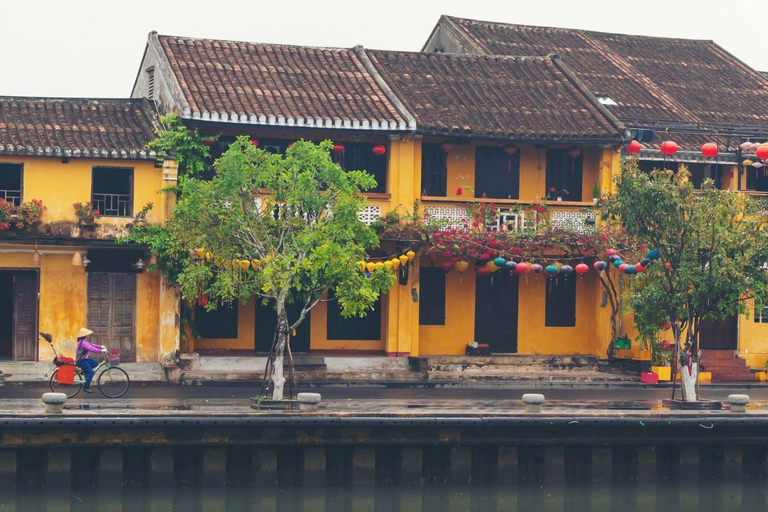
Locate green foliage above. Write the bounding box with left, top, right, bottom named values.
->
left=147, top=114, right=214, bottom=180
left=602, top=163, right=768, bottom=360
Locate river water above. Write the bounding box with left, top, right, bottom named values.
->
left=1, top=481, right=765, bottom=512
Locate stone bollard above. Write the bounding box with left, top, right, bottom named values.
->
left=297, top=392, right=321, bottom=412
left=42, top=393, right=67, bottom=414
left=728, top=394, right=750, bottom=413
left=522, top=393, right=545, bottom=413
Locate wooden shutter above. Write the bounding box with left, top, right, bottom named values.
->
left=545, top=276, right=577, bottom=327
left=88, top=273, right=136, bottom=361
left=12, top=272, right=37, bottom=361
left=421, top=143, right=447, bottom=196
left=419, top=267, right=446, bottom=325
left=475, top=146, right=519, bottom=199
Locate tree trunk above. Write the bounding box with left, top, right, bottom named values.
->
left=680, top=362, right=698, bottom=402
left=271, top=303, right=289, bottom=400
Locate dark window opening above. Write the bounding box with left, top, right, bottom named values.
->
left=421, top=143, right=447, bottom=196
left=546, top=150, right=582, bottom=201
left=147, top=68, right=155, bottom=100
left=195, top=303, right=239, bottom=339
left=746, top=166, right=768, bottom=192
left=92, top=167, right=133, bottom=217
left=327, top=290, right=381, bottom=340
left=337, top=143, right=387, bottom=194
left=0, top=163, right=22, bottom=206
left=475, top=146, right=519, bottom=199
left=637, top=160, right=657, bottom=174
left=686, top=163, right=718, bottom=189
left=419, top=267, right=446, bottom=325
left=545, top=276, right=576, bottom=327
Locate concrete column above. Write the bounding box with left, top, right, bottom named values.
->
left=636, top=445, right=657, bottom=481
left=302, top=446, right=325, bottom=485
left=150, top=447, right=174, bottom=488
left=352, top=446, right=375, bottom=485
left=253, top=446, right=278, bottom=487
left=564, top=445, right=592, bottom=482
left=202, top=447, right=226, bottom=488
left=99, top=448, right=123, bottom=488
left=724, top=445, right=742, bottom=480
left=160, top=158, right=182, bottom=361
left=401, top=446, right=422, bottom=485
left=449, top=446, right=472, bottom=485
left=497, top=446, right=518, bottom=484
left=545, top=446, right=565, bottom=482
left=0, top=449, right=15, bottom=490
left=47, top=448, right=71, bottom=489
left=591, top=446, right=612, bottom=482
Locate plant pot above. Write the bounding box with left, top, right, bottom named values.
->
left=556, top=197, right=563, bottom=201
left=466, top=345, right=491, bottom=356
left=634, top=349, right=652, bottom=361
left=79, top=219, right=95, bottom=227
left=615, top=348, right=633, bottom=359
left=652, top=366, right=671, bottom=381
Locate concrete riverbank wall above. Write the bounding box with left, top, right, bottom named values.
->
left=1, top=416, right=767, bottom=489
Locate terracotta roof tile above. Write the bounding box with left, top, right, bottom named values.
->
left=366, top=50, right=625, bottom=142
left=442, top=17, right=768, bottom=132
left=157, top=35, right=407, bottom=130
left=0, top=97, right=157, bottom=160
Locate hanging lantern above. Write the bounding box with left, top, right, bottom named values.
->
left=494, top=257, right=507, bottom=267
left=598, top=261, right=609, bottom=271
left=618, top=263, right=629, bottom=273
left=566, top=147, right=581, bottom=158
left=560, top=264, right=574, bottom=276
left=740, top=141, right=754, bottom=152
left=399, top=254, right=409, bottom=266
left=640, top=258, right=651, bottom=267
left=647, top=249, right=660, bottom=260
left=753, top=142, right=764, bottom=152
left=575, top=263, right=589, bottom=276
left=701, top=143, right=718, bottom=158
left=440, top=140, right=455, bottom=152
left=545, top=264, right=559, bottom=277
left=626, top=140, right=642, bottom=155
left=531, top=263, right=543, bottom=274
left=605, top=248, right=618, bottom=257
left=366, top=262, right=376, bottom=273
left=593, top=261, right=602, bottom=272
left=372, top=144, right=386, bottom=156
left=486, top=261, right=500, bottom=272
left=624, top=264, right=636, bottom=274
left=198, top=292, right=208, bottom=307
left=358, top=261, right=366, bottom=272
left=455, top=260, right=469, bottom=273
left=239, top=260, right=251, bottom=271
left=516, top=262, right=529, bottom=274
left=505, top=261, right=518, bottom=272
left=503, top=143, right=518, bottom=155
left=201, top=139, right=215, bottom=147
left=391, top=258, right=401, bottom=269
left=613, top=259, right=624, bottom=268
left=660, top=141, right=678, bottom=156
left=250, top=139, right=259, bottom=147
left=744, top=159, right=754, bottom=167
left=332, top=143, right=345, bottom=154
left=609, top=254, right=621, bottom=263
left=31, top=249, right=41, bottom=267
left=406, top=250, right=416, bottom=261
left=440, top=261, right=455, bottom=272
left=384, top=260, right=393, bottom=270
left=374, top=262, right=385, bottom=271
left=476, top=266, right=491, bottom=277
left=456, top=187, right=463, bottom=196
left=635, top=263, right=646, bottom=272
left=758, top=146, right=768, bottom=160
left=753, top=162, right=765, bottom=169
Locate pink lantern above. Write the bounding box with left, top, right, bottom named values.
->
left=575, top=263, right=589, bottom=275
left=740, top=141, right=754, bottom=152
left=440, top=260, right=455, bottom=272
left=516, top=262, right=529, bottom=274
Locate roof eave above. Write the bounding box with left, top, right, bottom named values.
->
left=180, top=111, right=410, bottom=131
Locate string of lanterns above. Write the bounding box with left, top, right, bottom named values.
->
left=626, top=139, right=768, bottom=164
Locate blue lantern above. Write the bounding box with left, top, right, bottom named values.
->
left=494, top=257, right=507, bottom=267
left=608, top=254, right=621, bottom=263
left=505, top=261, right=517, bottom=271
left=625, top=265, right=637, bottom=274
left=640, top=258, right=651, bottom=267
left=647, top=249, right=660, bottom=261
left=598, top=261, right=609, bottom=271
left=545, top=265, right=559, bottom=276
left=613, top=259, right=624, bottom=268
left=560, top=264, right=573, bottom=276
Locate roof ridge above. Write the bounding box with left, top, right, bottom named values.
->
left=0, top=96, right=146, bottom=103
left=156, top=33, right=355, bottom=53
left=368, top=48, right=555, bottom=62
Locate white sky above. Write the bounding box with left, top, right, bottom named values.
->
left=1, top=0, right=765, bottom=98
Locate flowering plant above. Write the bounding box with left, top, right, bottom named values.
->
left=15, top=199, right=45, bottom=228
left=74, top=202, right=100, bottom=222
left=135, top=202, right=154, bottom=219
left=547, top=187, right=570, bottom=200
left=653, top=339, right=673, bottom=366
left=0, top=198, right=12, bottom=230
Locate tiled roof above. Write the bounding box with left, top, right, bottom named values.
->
left=156, top=35, right=410, bottom=130
left=0, top=98, right=157, bottom=160
left=365, top=50, right=625, bottom=142
left=436, top=17, right=768, bottom=131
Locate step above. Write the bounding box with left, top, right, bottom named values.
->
left=700, top=350, right=737, bottom=360
left=0, top=362, right=166, bottom=383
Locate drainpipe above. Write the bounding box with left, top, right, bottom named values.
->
left=160, top=159, right=182, bottom=382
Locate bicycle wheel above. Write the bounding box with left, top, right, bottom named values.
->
left=97, top=367, right=130, bottom=398
left=49, top=367, right=84, bottom=398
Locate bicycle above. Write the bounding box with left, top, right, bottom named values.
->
left=41, top=333, right=131, bottom=398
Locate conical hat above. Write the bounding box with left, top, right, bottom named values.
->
left=76, top=327, right=93, bottom=339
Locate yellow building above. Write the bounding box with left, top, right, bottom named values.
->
left=131, top=33, right=628, bottom=361
left=0, top=97, right=178, bottom=367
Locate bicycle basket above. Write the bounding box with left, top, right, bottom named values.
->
left=57, top=363, right=76, bottom=384
left=107, top=350, right=120, bottom=366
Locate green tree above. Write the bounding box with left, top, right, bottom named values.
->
left=603, top=163, right=768, bottom=401
left=168, top=137, right=393, bottom=399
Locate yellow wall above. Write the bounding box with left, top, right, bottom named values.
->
left=738, top=304, right=768, bottom=367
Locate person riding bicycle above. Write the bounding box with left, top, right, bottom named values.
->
left=75, top=327, right=107, bottom=393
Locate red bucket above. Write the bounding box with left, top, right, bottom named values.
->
left=57, top=363, right=76, bottom=385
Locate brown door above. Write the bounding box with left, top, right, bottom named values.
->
left=12, top=272, right=38, bottom=361
left=474, top=270, right=519, bottom=353
left=87, top=273, right=136, bottom=361
left=699, top=316, right=737, bottom=350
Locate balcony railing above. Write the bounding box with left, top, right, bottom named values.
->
left=0, top=189, right=21, bottom=207
left=93, top=193, right=132, bottom=217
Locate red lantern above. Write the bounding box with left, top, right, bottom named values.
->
left=575, top=263, right=589, bottom=275
left=660, top=141, right=678, bottom=156
left=605, top=248, right=618, bottom=257
left=475, top=266, right=491, bottom=276
left=626, top=140, right=642, bottom=155
left=456, top=187, right=463, bottom=196
left=618, top=263, right=628, bottom=273
left=515, top=262, right=528, bottom=274
left=202, top=139, right=215, bottom=147
left=440, top=261, right=455, bottom=272
left=566, top=146, right=581, bottom=158
left=593, top=261, right=602, bottom=272
left=701, top=142, right=717, bottom=158
left=250, top=139, right=260, bottom=147
left=440, top=140, right=455, bottom=152
left=757, top=145, right=768, bottom=160
left=503, top=143, right=518, bottom=156
left=635, top=263, right=646, bottom=272
left=332, top=143, right=345, bottom=154
left=372, top=144, right=386, bottom=156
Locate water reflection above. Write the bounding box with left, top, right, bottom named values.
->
left=0, top=481, right=764, bottom=512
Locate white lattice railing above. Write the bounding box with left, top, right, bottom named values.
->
left=358, top=205, right=381, bottom=226
left=550, top=209, right=596, bottom=233
left=424, top=205, right=469, bottom=230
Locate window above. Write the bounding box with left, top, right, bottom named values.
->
left=475, top=146, right=519, bottom=199
left=327, top=290, right=381, bottom=340
left=687, top=163, right=720, bottom=189
left=339, top=143, right=387, bottom=194
left=195, top=303, right=239, bottom=339
left=421, top=143, right=447, bottom=196
left=0, top=163, right=22, bottom=206
left=546, top=149, right=582, bottom=201
left=92, top=167, right=133, bottom=217
left=755, top=301, right=768, bottom=323
left=545, top=276, right=576, bottom=327
left=419, top=267, right=446, bottom=325
left=147, top=67, right=155, bottom=100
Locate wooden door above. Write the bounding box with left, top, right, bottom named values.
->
left=255, top=301, right=311, bottom=353
left=12, top=272, right=37, bottom=361
left=87, top=273, right=136, bottom=361
left=699, top=316, right=737, bottom=350
left=474, top=270, right=519, bottom=353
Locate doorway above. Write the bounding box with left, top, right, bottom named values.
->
left=255, top=301, right=311, bottom=353
left=87, top=273, right=137, bottom=362
left=699, top=316, right=737, bottom=350
left=0, top=270, right=38, bottom=361
left=474, top=270, right=519, bottom=353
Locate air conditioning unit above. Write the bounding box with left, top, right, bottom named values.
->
left=263, top=145, right=282, bottom=154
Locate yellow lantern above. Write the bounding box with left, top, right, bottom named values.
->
left=744, top=159, right=754, bottom=166
left=196, top=248, right=205, bottom=258
left=374, top=262, right=385, bottom=271
left=455, top=260, right=469, bottom=272
left=486, top=260, right=499, bottom=272
left=391, top=258, right=401, bottom=269
left=406, top=250, right=416, bottom=261
left=239, top=260, right=251, bottom=271
left=252, top=259, right=260, bottom=269
left=384, top=260, right=393, bottom=269
left=367, top=262, right=376, bottom=273
left=358, top=261, right=366, bottom=272
left=399, top=254, right=409, bottom=266
left=205, top=251, right=213, bottom=261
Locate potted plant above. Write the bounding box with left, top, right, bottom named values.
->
left=0, top=198, right=12, bottom=230
left=466, top=341, right=491, bottom=356
left=134, top=202, right=154, bottom=223
left=74, top=202, right=100, bottom=226
left=592, top=181, right=600, bottom=203
left=14, top=199, right=45, bottom=229
left=547, top=187, right=569, bottom=201
left=651, top=339, right=673, bottom=381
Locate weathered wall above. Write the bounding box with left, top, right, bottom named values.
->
left=195, top=298, right=257, bottom=351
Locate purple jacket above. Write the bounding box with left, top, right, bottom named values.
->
left=76, top=339, right=103, bottom=360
